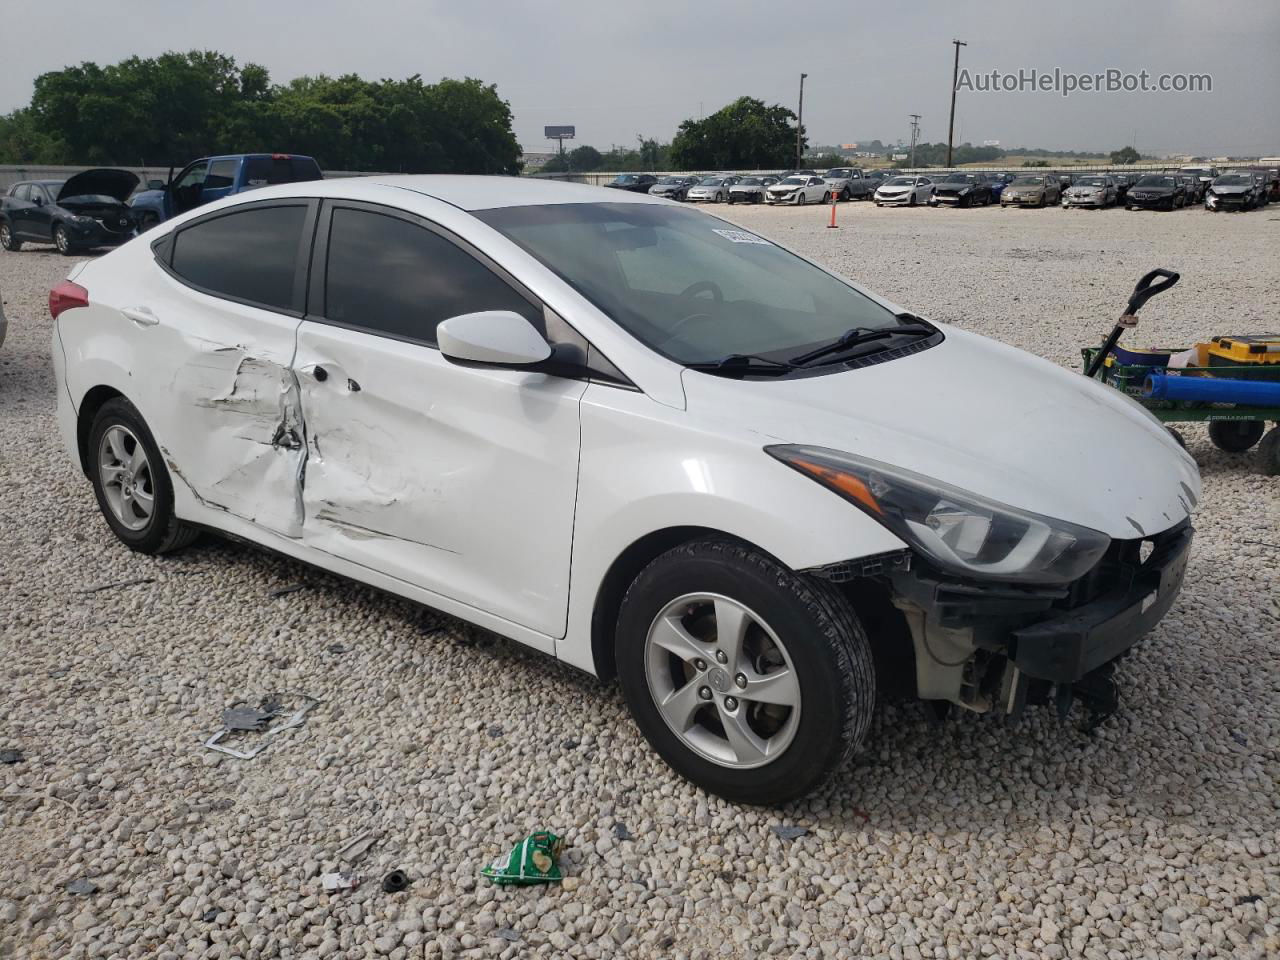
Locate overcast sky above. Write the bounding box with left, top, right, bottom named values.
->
left=4, top=0, right=1278, bottom=157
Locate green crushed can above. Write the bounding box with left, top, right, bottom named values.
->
left=481, top=831, right=565, bottom=886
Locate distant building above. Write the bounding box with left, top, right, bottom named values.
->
left=520, top=152, right=555, bottom=170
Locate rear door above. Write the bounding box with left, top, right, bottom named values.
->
left=6, top=184, right=33, bottom=238
left=293, top=200, right=586, bottom=641
left=142, top=199, right=317, bottom=536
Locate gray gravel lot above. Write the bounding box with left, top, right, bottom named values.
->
left=1, top=202, right=1278, bottom=960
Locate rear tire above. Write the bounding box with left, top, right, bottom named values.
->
left=1208, top=420, right=1265, bottom=453
left=88, top=397, right=199, bottom=555
left=616, top=539, right=875, bottom=805
left=1258, top=427, right=1280, bottom=476
left=0, top=222, right=21, bottom=251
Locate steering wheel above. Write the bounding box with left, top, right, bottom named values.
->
left=679, top=280, right=724, bottom=302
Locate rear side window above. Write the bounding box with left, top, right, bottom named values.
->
left=323, top=207, right=540, bottom=345
left=243, top=156, right=323, bottom=186
left=205, top=158, right=240, bottom=190
left=170, top=204, right=308, bottom=311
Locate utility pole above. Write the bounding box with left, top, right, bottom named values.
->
left=946, top=39, right=966, bottom=167
left=796, top=72, right=808, bottom=170
left=908, top=114, right=921, bottom=168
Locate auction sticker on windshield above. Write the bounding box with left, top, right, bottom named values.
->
left=712, top=228, right=771, bottom=245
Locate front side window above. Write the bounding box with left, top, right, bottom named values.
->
left=323, top=207, right=541, bottom=345
left=11, top=184, right=31, bottom=202
left=170, top=204, right=308, bottom=311
left=477, top=202, right=902, bottom=366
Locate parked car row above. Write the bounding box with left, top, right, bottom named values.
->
left=0, top=154, right=323, bottom=255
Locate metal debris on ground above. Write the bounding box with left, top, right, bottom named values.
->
left=613, top=823, right=633, bottom=841
left=203, top=694, right=319, bottom=760
left=327, top=643, right=349, bottom=655
left=321, top=871, right=361, bottom=892
left=77, top=576, right=156, bottom=595
left=381, top=869, right=410, bottom=893
left=267, top=583, right=307, bottom=598
left=770, top=825, right=809, bottom=840
left=201, top=908, right=219, bottom=922
left=0, top=749, right=23, bottom=764
left=1236, top=894, right=1263, bottom=905
left=65, top=878, right=98, bottom=895
left=335, top=831, right=381, bottom=863
left=482, top=831, right=565, bottom=886
left=494, top=929, right=521, bottom=942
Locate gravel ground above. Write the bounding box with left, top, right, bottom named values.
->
left=1, top=202, right=1278, bottom=960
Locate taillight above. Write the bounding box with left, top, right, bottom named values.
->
left=49, top=281, right=89, bottom=319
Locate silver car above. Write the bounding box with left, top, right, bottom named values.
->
left=874, top=176, right=933, bottom=206
left=685, top=176, right=738, bottom=203
left=1062, top=175, right=1117, bottom=209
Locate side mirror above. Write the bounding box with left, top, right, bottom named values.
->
left=438, top=310, right=552, bottom=368
left=32, top=196, right=43, bottom=206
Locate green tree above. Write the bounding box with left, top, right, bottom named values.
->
left=1110, top=145, right=1141, bottom=165
left=670, top=97, right=801, bottom=170
left=567, top=145, right=603, bottom=171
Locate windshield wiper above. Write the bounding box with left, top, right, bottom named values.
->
left=685, top=354, right=795, bottom=378
left=790, top=317, right=934, bottom=367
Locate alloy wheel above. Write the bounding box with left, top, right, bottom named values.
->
left=55, top=227, right=70, bottom=254
left=644, top=593, right=801, bottom=769
left=0, top=225, right=11, bottom=249
left=97, top=425, right=155, bottom=532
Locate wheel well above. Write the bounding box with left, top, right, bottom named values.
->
left=590, top=526, right=747, bottom=682
left=75, top=386, right=125, bottom=475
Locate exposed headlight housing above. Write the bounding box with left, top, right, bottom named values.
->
left=767, top=445, right=1111, bottom=585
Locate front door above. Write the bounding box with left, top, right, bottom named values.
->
left=27, top=184, right=56, bottom=240
left=166, top=160, right=209, bottom=219
left=293, top=201, right=585, bottom=639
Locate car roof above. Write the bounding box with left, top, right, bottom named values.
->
left=205, top=174, right=671, bottom=212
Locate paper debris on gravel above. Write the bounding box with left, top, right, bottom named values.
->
left=320, top=871, right=361, bottom=892
left=203, top=694, right=319, bottom=759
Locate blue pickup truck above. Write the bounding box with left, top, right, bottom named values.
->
left=130, top=153, right=322, bottom=229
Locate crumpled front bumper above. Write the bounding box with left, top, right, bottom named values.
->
left=883, top=521, right=1194, bottom=711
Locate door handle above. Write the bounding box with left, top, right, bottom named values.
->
left=122, top=306, right=159, bottom=327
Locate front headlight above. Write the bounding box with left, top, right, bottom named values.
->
left=959, top=187, right=971, bottom=194
left=767, top=445, right=1111, bottom=584
left=69, top=214, right=95, bottom=224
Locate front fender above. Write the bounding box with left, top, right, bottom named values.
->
left=559, top=386, right=905, bottom=674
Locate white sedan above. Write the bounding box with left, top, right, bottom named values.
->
left=765, top=175, right=831, bottom=205
left=874, top=176, right=934, bottom=206
left=50, top=176, right=1198, bottom=804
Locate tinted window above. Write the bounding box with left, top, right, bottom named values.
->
left=171, top=204, right=307, bottom=311
left=242, top=156, right=323, bottom=186
left=205, top=158, right=240, bottom=189
left=323, top=207, right=540, bottom=344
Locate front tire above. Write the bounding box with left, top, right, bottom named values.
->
left=795, top=193, right=805, bottom=206
left=615, top=539, right=875, bottom=805
left=54, top=225, right=75, bottom=256
left=88, top=397, right=199, bottom=555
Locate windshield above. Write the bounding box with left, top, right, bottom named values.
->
left=1182, top=169, right=1209, bottom=177
left=697, top=177, right=723, bottom=186
left=1136, top=176, right=1175, bottom=187
left=1010, top=177, right=1044, bottom=186
left=658, top=177, right=683, bottom=184
left=737, top=177, right=762, bottom=185
left=613, top=176, right=637, bottom=184
left=885, top=177, right=913, bottom=186
left=826, top=169, right=851, bottom=177
left=476, top=202, right=902, bottom=365
left=1214, top=175, right=1251, bottom=185
left=1075, top=177, right=1106, bottom=187
left=780, top=177, right=806, bottom=185
left=941, top=175, right=976, bottom=184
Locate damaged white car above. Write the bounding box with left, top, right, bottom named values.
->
left=51, top=177, right=1198, bottom=804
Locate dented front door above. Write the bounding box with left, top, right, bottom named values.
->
left=292, top=322, right=587, bottom=639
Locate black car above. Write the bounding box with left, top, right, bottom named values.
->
left=1125, top=174, right=1186, bottom=211
left=1, top=169, right=139, bottom=255
left=1111, top=173, right=1134, bottom=204
left=928, top=173, right=992, bottom=207
left=605, top=174, right=659, bottom=194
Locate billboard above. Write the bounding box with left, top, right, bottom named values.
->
left=983, top=139, right=1000, bottom=146
left=544, top=125, right=576, bottom=140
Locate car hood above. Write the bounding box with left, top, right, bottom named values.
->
left=57, top=168, right=140, bottom=203
left=1211, top=184, right=1251, bottom=194
left=680, top=327, right=1198, bottom=540
left=1133, top=185, right=1174, bottom=194
left=934, top=183, right=972, bottom=192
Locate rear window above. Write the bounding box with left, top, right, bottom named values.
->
left=241, top=156, right=323, bottom=187
left=170, top=204, right=308, bottom=311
